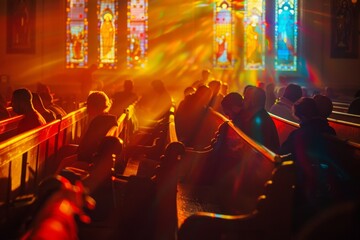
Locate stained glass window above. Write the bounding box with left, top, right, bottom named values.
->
left=97, top=0, right=118, bottom=69
left=66, top=0, right=88, bottom=68
left=244, top=0, right=265, bottom=70
left=127, top=0, right=148, bottom=68
left=275, top=0, right=298, bottom=71
left=214, top=0, right=234, bottom=69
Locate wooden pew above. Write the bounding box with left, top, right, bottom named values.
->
left=0, top=108, right=88, bottom=237
left=178, top=160, right=296, bottom=240
left=0, top=115, right=23, bottom=142
left=270, top=113, right=360, bottom=145
left=177, top=109, right=279, bottom=229
left=330, top=111, right=360, bottom=124
left=106, top=104, right=184, bottom=240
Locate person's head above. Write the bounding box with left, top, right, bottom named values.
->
left=244, top=86, right=266, bottom=111
left=151, top=79, right=166, bottom=93
left=31, top=92, right=46, bottom=112
left=208, top=80, right=222, bottom=95
left=194, top=85, right=212, bottom=106
left=86, top=91, right=111, bottom=116
left=11, top=88, right=33, bottom=114
left=184, top=86, right=196, bottom=97
left=354, top=90, right=360, bottom=99
left=201, top=69, right=211, bottom=80
left=293, top=97, right=320, bottom=121
left=221, top=82, right=228, bottom=96
left=221, top=92, right=244, bottom=119
left=283, top=83, right=302, bottom=103
left=123, top=80, right=134, bottom=92
left=266, top=83, right=275, bottom=93
left=313, top=94, right=333, bottom=119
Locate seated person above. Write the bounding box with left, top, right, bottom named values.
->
left=313, top=94, right=333, bottom=119
left=110, top=79, right=138, bottom=117
left=11, top=88, right=46, bottom=134
left=37, top=84, right=67, bottom=119
left=32, top=92, right=56, bottom=123
left=348, top=90, right=360, bottom=115
left=240, top=86, right=280, bottom=153
left=278, top=98, right=349, bottom=230
left=181, top=92, right=244, bottom=184
left=270, top=83, right=302, bottom=122
left=56, top=91, right=118, bottom=172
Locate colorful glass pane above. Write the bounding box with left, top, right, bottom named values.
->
left=214, top=0, right=234, bottom=68
left=244, top=0, right=265, bottom=70
left=127, top=0, right=148, bottom=68
left=66, top=0, right=88, bottom=68
left=97, top=0, right=118, bottom=69
left=275, top=0, right=298, bottom=71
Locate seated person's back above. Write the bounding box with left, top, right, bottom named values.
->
left=241, top=86, right=280, bottom=153
left=77, top=113, right=117, bottom=162
left=11, top=88, right=46, bottom=134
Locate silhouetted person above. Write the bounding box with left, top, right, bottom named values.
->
left=37, top=84, right=66, bottom=119
left=11, top=88, right=46, bottom=134
left=270, top=83, right=302, bottom=122
left=265, top=83, right=276, bottom=111
left=175, top=85, right=212, bottom=147
left=56, top=91, right=117, bottom=172
left=314, top=94, right=333, bottom=119
left=208, top=80, right=224, bottom=113
left=181, top=92, right=244, bottom=184
left=348, top=90, right=360, bottom=115
left=32, top=92, right=56, bottom=123
left=240, top=86, right=280, bottom=153
left=137, top=79, right=172, bottom=124
left=279, top=97, right=346, bottom=231
left=192, top=69, right=211, bottom=89
left=110, top=80, right=138, bottom=117
left=78, top=91, right=118, bottom=162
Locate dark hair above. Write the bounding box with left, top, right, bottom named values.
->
left=283, top=84, right=302, bottom=103
left=221, top=92, right=243, bottom=110
left=294, top=97, right=320, bottom=120
left=12, top=88, right=32, bottom=102
left=314, top=94, right=333, bottom=118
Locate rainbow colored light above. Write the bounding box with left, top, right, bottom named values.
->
left=127, top=0, right=148, bottom=69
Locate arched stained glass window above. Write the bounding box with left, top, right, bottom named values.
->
left=66, top=0, right=88, bottom=68
left=214, top=0, right=234, bottom=69
left=244, top=0, right=265, bottom=70
left=127, top=0, right=148, bottom=68
left=275, top=0, right=298, bottom=71
left=97, top=0, right=118, bottom=69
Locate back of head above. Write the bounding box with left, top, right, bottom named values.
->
left=194, top=85, right=212, bottom=106
left=313, top=94, right=333, bottom=119
left=208, top=80, right=221, bottom=94
left=202, top=69, right=210, bottom=79
left=221, top=92, right=243, bottom=111
left=12, top=88, right=33, bottom=114
left=293, top=97, right=320, bottom=120
left=283, top=84, right=302, bottom=103
left=86, top=91, right=111, bottom=115
left=151, top=79, right=165, bottom=92
left=32, top=92, right=46, bottom=111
